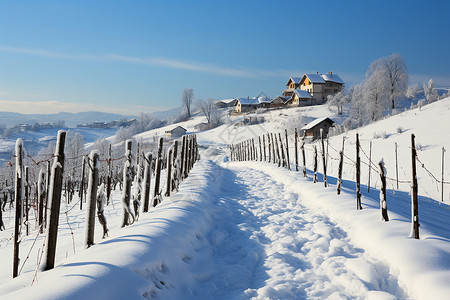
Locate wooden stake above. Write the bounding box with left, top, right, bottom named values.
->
left=295, top=128, right=298, bottom=171
left=121, top=140, right=134, bottom=227
left=368, top=141, right=372, bottom=193
left=42, top=130, right=66, bottom=271
left=142, top=153, right=152, bottom=213
left=13, top=139, right=23, bottom=278
left=85, top=151, right=99, bottom=248
left=379, top=160, right=389, bottom=222
left=337, top=137, right=345, bottom=195
left=411, top=134, right=419, bottom=239
left=153, top=137, right=164, bottom=207
left=301, top=136, right=306, bottom=177
left=321, top=129, right=327, bottom=187
left=395, top=142, right=399, bottom=190
left=356, top=133, right=362, bottom=210
left=442, top=147, right=445, bottom=202
left=313, top=145, right=318, bottom=183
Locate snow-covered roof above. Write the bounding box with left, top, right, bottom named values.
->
left=218, top=99, right=236, bottom=104
left=166, top=125, right=187, bottom=133
left=273, top=95, right=291, bottom=104
left=235, top=97, right=260, bottom=106
left=301, top=117, right=334, bottom=130
left=321, top=73, right=344, bottom=84
left=257, top=96, right=272, bottom=104
left=305, top=74, right=326, bottom=84
left=294, top=89, right=312, bottom=99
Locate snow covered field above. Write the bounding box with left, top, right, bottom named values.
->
left=0, top=98, right=450, bottom=299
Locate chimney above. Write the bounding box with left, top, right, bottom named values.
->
left=329, top=71, right=332, bottom=75
left=316, top=71, right=319, bottom=74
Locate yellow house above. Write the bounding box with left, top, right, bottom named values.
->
left=283, top=72, right=344, bottom=105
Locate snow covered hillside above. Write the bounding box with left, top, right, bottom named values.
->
left=0, top=97, right=450, bottom=299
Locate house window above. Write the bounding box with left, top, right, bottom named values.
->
left=334, top=89, right=338, bottom=92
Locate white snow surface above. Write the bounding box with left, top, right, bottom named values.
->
left=1, top=97, right=450, bottom=299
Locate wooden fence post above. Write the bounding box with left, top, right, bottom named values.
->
left=275, top=134, right=281, bottom=167
left=153, top=137, right=164, bottom=207
left=165, top=147, right=173, bottom=197
left=80, top=156, right=86, bottom=210
left=183, top=135, right=189, bottom=178
left=267, top=134, right=271, bottom=163
left=313, top=145, right=318, bottom=183
left=368, top=141, right=372, bottom=193
left=107, top=144, right=112, bottom=205
left=395, top=142, right=399, bottom=190
left=252, top=138, right=256, bottom=161
left=295, top=128, right=298, bottom=171
left=172, top=141, right=179, bottom=191
left=271, top=133, right=276, bottom=163
left=442, top=147, right=445, bottom=202
left=259, top=136, right=262, bottom=161
left=42, top=130, right=66, bottom=271
left=44, top=161, right=50, bottom=228
left=321, top=129, right=327, bottom=187
left=121, top=140, right=135, bottom=227
left=337, top=137, right=345, bottom=195
left=180, top=136, right=186, bottom=177
left=13, top=138, right=23, bottom=278
left=411, top=134, right=419, bottom=239
left=279, top=133, right=286, bottom=168
left=263, top=135, right=267, bottom=161
left=25, top=166, right=29, bottom=236
left=379, top=160, right=389, bottom=222
left=142, top=153, right=152, bottom=213
left=301, top=136, right=306, bottom=177
left=85, top=150, right=99, bottom=248
left=38, top=169, right=46, bottom=233
left=285, top=129, right=290, bottom=170
left=356, top=133, right=362, bottom=210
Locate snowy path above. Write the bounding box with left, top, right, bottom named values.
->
left=196, top=162, right=407, bottom=299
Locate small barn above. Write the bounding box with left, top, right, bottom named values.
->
left=234, top=97, right=260, bottom=113
left=165, top=126, right=187, bottom=138
left=216, top=99, right=236, bottom=108
left=301, top=117, right=335, bottom=140
left=272, top=95, right=291, bottom=108
left=293, top=89, right=313, bottom=106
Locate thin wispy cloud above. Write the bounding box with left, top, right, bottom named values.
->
left=0, top=45, right=295, bottom=78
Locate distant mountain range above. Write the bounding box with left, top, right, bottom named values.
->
left=0, top=106, right=187, bottom=128
left=0, top=111, right=135, bottom=127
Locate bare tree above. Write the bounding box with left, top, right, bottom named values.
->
left=327, top=91, right=350, bottom=115
left=200, top=98, right=221, bottom=125
left=182, top=88, right=194, bottom=118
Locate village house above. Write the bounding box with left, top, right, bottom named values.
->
left=301, top=117, right=335, bottom=140
left=233, top=96, right=272, bottom=113
left=165, top=125, right=187, bottom=138
left=215, top=99, right=236, bottom=108
left=282, top=72, right=344, bottom=105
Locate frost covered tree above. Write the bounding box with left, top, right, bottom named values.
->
left=327, top=91, right=350, bottom=115
left=200, top=98, right=221, bottom=125
left=406, top=83, right=421, bottom=99
left=182, top=88, right=194, bottom=118
left=363, top=68, right=390, bottom=121
left=423, top=79, right=438, bottom=103
left=383, top=53, right=408, bottom=108
left=346, top=84, right=366, bottom=128
left=368, top=53, right=408, bottom=109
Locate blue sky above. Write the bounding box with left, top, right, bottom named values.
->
left=0, top=0, right=449, bottom=115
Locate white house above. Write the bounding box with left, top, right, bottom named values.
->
left=165, top=126, right=187, bottom=138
